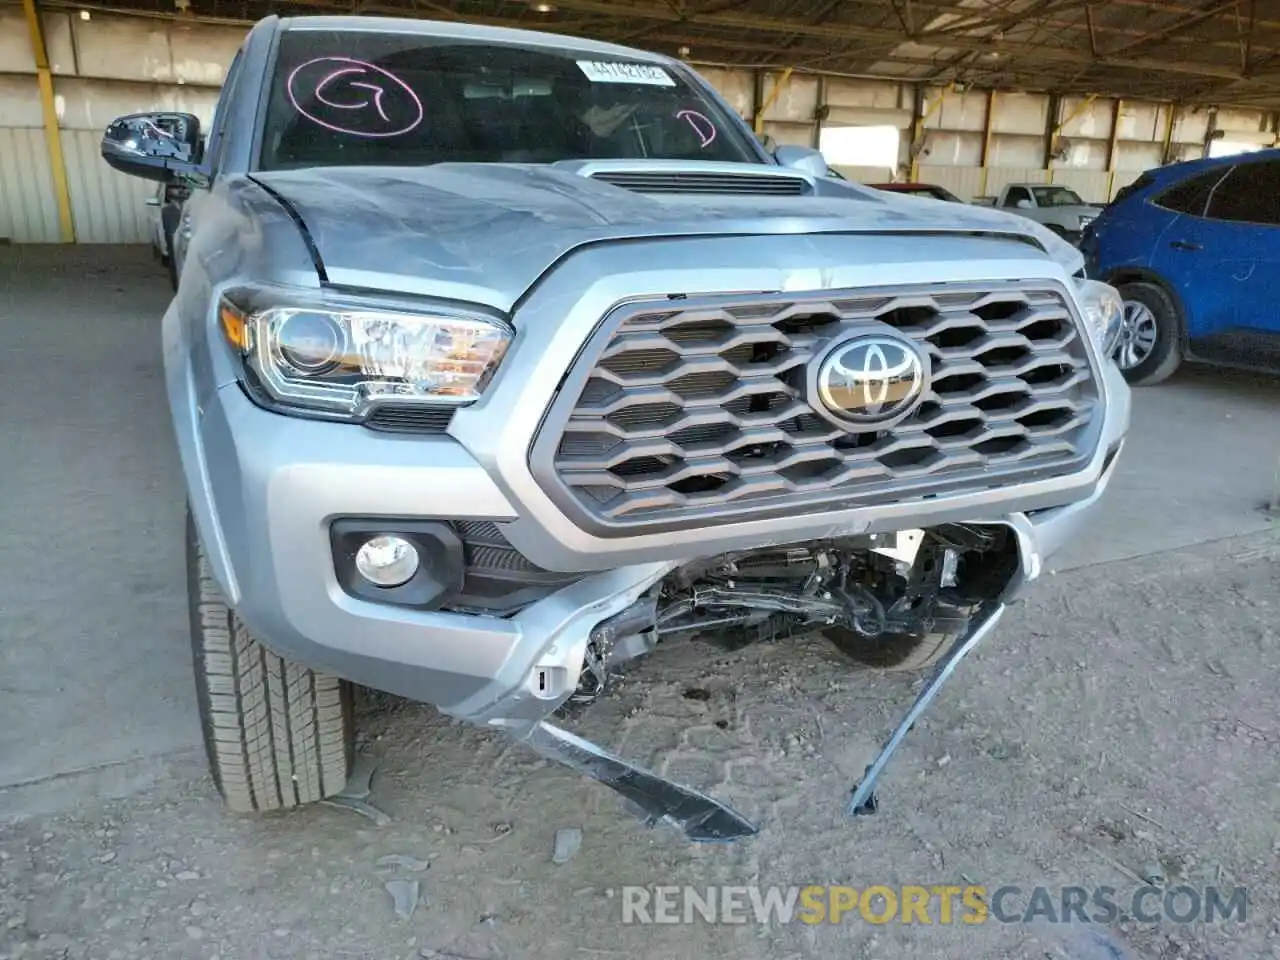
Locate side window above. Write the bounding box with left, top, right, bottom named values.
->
left=1003, top=187, right=1028, bottom=207
left=1110, top=172, right=1156, bottom=207
left=1153, top=168, right=1229, bottom=216
left=204, top=49, right=245, bottom=173
left=1204, top=161, right=1280, bottom=226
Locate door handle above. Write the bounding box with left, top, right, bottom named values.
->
left=1169, top=240, right=1202, bottom=251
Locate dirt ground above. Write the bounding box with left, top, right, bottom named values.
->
left=1, top=247, right=1278, bottom=960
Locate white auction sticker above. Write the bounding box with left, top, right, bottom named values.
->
left=577, top=60, right=676, bottom=86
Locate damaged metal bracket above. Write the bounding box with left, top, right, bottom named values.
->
left=846, top=602, right=1006, bottom=817
left=518, top=721, right=759, bottom=842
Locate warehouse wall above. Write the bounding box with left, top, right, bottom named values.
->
left=0, top=6, right=1276, bottom=242
left=0, top=5, right=232, bottom=242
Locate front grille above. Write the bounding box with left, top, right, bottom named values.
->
left=530, top=282, right=1102, bottom=535
left=589, top=171, right=809, bottom=196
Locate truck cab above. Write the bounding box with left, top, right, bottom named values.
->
left=979, top=183, right=1103, bottom=245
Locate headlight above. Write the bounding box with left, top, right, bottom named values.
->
left=219, top=288, right=512, bottom=419
left=1073, top=278, right=1123, bottom=358
left=1078, top=214, right=1095, bottom=229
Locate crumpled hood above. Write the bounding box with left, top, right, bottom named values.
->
left=250, top=162, right=1083, bottom=311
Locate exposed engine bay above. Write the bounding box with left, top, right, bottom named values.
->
left=515, top=522, right=1022, bottom=841
left=570, top=523, right=1019, bottom=706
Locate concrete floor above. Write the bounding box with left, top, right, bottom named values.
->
left=2, top=243, right=1279, bottom=797
left=1, top=246, right=1279, bottom=960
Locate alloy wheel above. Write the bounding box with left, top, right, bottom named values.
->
left=1115, top=300, right=1159, bottom=371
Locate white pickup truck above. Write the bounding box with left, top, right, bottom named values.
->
left=974, top=183, right=1103, bottom=244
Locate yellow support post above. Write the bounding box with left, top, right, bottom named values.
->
left=910, top=82, right=953, bottom=181
left=1055, top=93, right=1099, bottom=138
left=754, top=66, right=795, bottom=135
left=979, top=89, right=996, bottom=196
left=1104, top=99, right=1123, bottom=202
left=1161, top=103, right=1178, bottom=164
left=23, top=0, right=75, bottom=243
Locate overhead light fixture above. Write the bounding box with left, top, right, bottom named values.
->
left=678, top=45, right=691, bottom=57
left=532, top=1, right=556, bottom=11
left=79, top=8, right=90, bottom=18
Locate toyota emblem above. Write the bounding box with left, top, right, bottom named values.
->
left=814, top=334, right=928, bottom=426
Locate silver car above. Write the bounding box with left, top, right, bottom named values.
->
left=101, top=15, right=1129, bottom=839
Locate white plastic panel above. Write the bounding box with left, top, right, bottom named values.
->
left=990, top=92, right=1049, bottom=135
left=927, top=88, right=989, bottom=133
left=1059, top=96, right=1115, bottom=140
left=920, top=130, right=983, bottom=166
left=761, top=72, right=819, bottom=123
left=1115, top=140, right=1163, bottom=172
left=988, top=134, right=1046, bottom=168
left=695, top=66, right=754, bottom=118
left=824, top=77, right=906, bottom=110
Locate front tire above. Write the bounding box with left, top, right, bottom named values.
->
left=1114, top=282, right=1183, bottom=386
left=187, top=510, right=354, bottom=812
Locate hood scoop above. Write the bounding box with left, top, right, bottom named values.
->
left=590, top=170, right=809, bottom=196
left=554, top=159, right=811, bottom=197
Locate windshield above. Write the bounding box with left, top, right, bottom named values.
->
left=258, top=30, right=761, bottom=171
left=1031, top=186, right=1086, bottom=207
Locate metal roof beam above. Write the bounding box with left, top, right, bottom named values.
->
left=1103, top=0, right=1241, bottom=56
left=545, top=0, right=1246, bottom=79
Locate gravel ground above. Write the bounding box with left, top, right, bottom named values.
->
left=2, top=530, right=1278, bottom=960
left=1, top=246, right=1278, bottom=960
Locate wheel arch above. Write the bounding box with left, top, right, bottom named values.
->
left=1101, top=266, right=1190, bottom=353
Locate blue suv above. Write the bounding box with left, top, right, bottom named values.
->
left=1081, top=149, right=1280, bottom=385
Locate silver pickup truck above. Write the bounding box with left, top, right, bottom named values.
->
left=102, top=14, right=1130, bottom=840
left=974, top=183, right=1105, bottom=245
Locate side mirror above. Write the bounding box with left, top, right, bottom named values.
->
left=773, top=144, right=830, bottom=178
left=101, top=112, right=202, bottom=182
left=1015, top=198, right=1034, bottom=210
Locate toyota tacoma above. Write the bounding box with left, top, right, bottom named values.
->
left=102, top=14, right=1130, bottom=839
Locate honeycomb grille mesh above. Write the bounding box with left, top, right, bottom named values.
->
left=535, top=285, right=1101, bottom=532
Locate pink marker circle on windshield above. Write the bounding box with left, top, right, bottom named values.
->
left=676, top=109, right=717, bottom=148
left=287, top=56, right=424, bottom=138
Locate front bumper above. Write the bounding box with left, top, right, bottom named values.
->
left=174, top=232, right=1130, bottom=724
left=184, top=358, right=1128, bottom=725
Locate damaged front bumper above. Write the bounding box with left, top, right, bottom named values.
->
left=471, top=478, right=1107, bottom=842
left=183, top=355, right=1126, bottom=842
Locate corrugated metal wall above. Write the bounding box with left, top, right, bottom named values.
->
left=0, top=5, right=230, bottom=243
left=62, top=130, right=155, bottom=243
left=1, top=6, right=1275, bottom=242
left=0, top=127, right=60, bottom=242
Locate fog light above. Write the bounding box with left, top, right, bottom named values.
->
left=354, top=535, right=420, bottom=587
